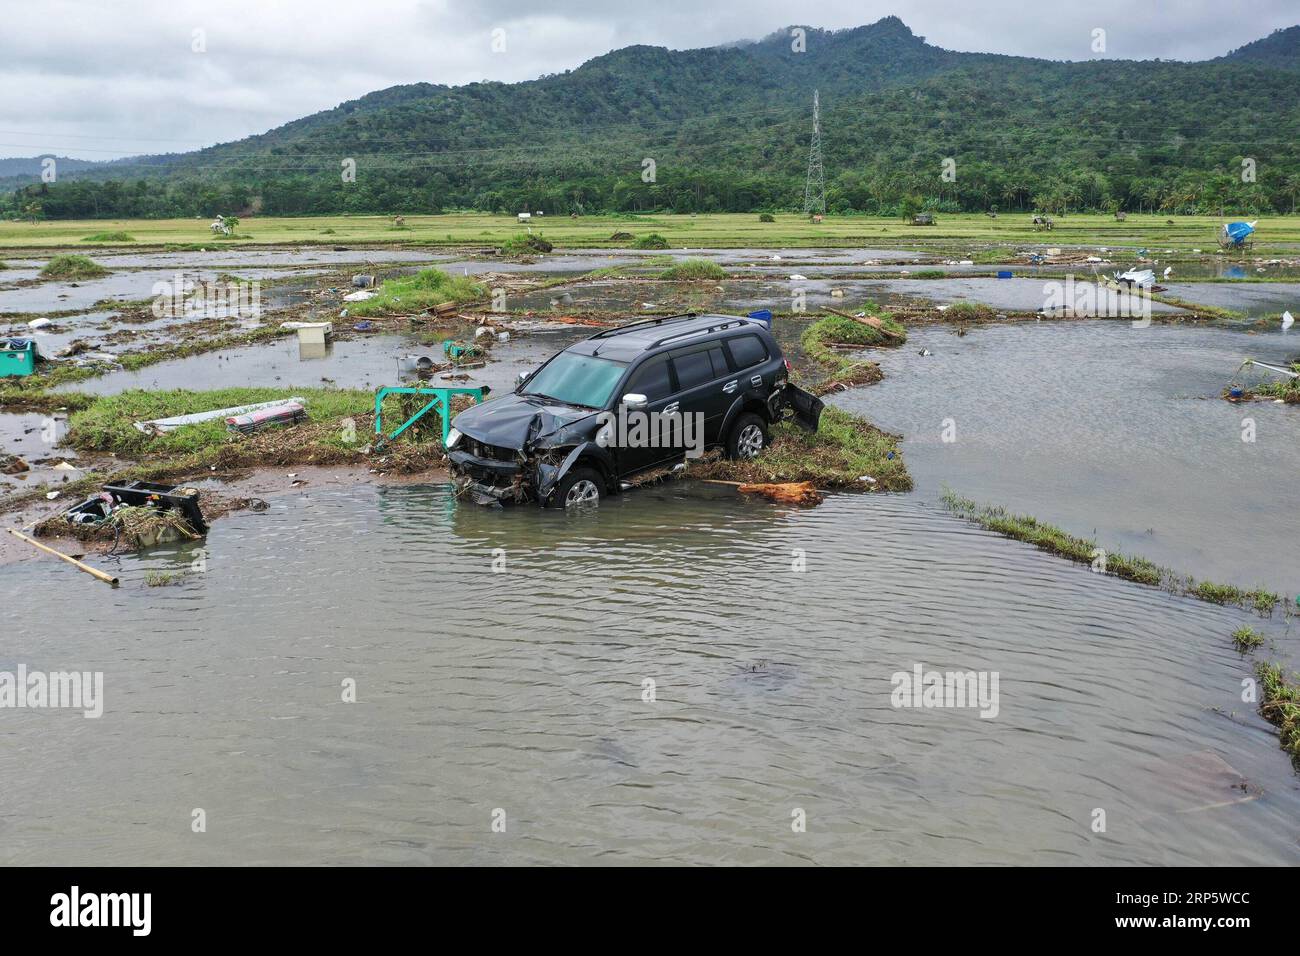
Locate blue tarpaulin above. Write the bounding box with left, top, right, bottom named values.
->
left=1223, top=221, right=1256, bottom=245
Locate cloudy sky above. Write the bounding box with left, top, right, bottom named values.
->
left=3, top=0, right=1295, bottom=161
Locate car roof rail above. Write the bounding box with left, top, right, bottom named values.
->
left=649, top=318, right=751, bottom=349
left=587, top=313, right=697, bottom=340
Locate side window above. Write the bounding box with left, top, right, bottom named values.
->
left=671, top=348, right=715, bottom=391
left=707, top=346, right=729, bottom=378
left=625, top=355, right=673, bottom=402
left=726, top=334, right=769, bottom=370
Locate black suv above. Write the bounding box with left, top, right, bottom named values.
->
left=447, top=313, right=823, bottom=506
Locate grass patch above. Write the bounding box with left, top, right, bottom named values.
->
left=346, top=268, right=485, bottom=317
left=632, top=233, right=670, bottom=249
left=1256, top=662, right=1300, bottom=763
left=941, top=491, right=1287, bottom=616
left=80, top=231, right=135, bottom=243
left=943, top=301, right=998, bottom=321
left=799, top=309, right=905, bottom=394
left=658, top=258, right=725, bottom=281
left=687, top=406, right=911, bottom=491
left=64, top=387, right=374, bottom=458
left=912, top=269, right=948, bottom=279
left=40, top=254, right=109, bottom=280
left=1232, top=625, right=1264, bottom=651
left=498, top=233, right=553, bottom=256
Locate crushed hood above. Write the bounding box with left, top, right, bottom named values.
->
left=452, top=394, right=595, bottom=451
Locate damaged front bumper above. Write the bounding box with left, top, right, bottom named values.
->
left=448, top=448, right=529, bottom=505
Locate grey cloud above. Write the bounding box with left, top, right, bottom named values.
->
left=1, top=0, right=1294, bottom=160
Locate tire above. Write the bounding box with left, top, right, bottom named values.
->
left=547, top=466, right=603, bottom=508
left=725, top=412, right=769, bottom=460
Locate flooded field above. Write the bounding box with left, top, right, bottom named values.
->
left=3, top=242, right=1299, bottom=867
left=2, top=485, right=1296, bottom=866
left=841, top=320, right=1300, bottom=593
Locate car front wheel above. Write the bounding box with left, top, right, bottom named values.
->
left=548, top=467, right=603, bottom=508
left=726, top=413, right=768, bottom=460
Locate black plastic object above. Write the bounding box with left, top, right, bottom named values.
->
left=102, top=480, right=209, bottom=534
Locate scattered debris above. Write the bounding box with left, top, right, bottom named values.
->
left=134, top=397, right=307, bottom=435
left=737, top=480, right=824, bottom=505
left=226, top=402, right=307, bottom=434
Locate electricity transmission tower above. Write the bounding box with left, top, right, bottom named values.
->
left=803, top=89, right=826, bottom=216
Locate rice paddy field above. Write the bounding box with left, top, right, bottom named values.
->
left=3, top=211, right=1300, bottom=254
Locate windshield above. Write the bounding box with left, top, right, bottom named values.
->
left=521, top=352, right=627, bottom=408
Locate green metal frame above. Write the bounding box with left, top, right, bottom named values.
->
left=374, top=385, right=485, bottom=445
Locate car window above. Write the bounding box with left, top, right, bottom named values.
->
left=671, top=348, right=715, bottom=390
left=625, top=355, right=673, bottom=402
left=726, top=334, right=768, bottom=370
left=707, top=346, right=729, bottom=378
left=522, top=351, right=628, bottom=408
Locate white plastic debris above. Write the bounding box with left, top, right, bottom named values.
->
left=27, top=318, right=52, bottom=329
left=342, top=289, right=376, bottom=302
left=789, top=274, right=807, bottom=281
left=45, top=491, right=60, bottom=500
left=474, top=326, right=492, bottom=338
left=1283, top=311, right=1294, bottom=331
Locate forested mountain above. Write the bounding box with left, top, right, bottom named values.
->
left=6, top=16, right=1300, bottom=219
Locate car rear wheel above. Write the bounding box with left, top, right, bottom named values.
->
left=726, top=412, right=768, bottom=460
left=548, top=467, right=603, bottom=508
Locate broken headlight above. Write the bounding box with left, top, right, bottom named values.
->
left=446, top=427, right=463, bottom=449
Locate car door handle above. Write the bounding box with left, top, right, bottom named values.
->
left=750, top=375, right=763, bottom=387
left=663, top=402, right=679, bottom=416
left=722, top=381, right=738, bottom=394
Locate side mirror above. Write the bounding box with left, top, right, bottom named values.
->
left=516, top=370, right=532, bottom=387
left=622, top=393, right=648, bottom=410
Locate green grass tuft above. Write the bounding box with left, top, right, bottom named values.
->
left=632, top=233, right=670, bottom=249
left=80, top=231, right=135, bottom=242
left=40, top=254, right=109, bottom=279
left=1232, top=625, right=1264, bottom=651
left=658, top=258, right=725, bottom=280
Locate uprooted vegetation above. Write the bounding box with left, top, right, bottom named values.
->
left=800, top=307, right=906, bottom=395
left=346, top=268, right=485, bottom=317
left=941, top=492, right=1284, bottom=616
left=36, top=502, right=201, bottom=550
left=658, top=258, right=725, bottom=281
left=687, top=407, right=911, bottom=492
left=40, top=254, right=109, bottom=279
left=632, top=233, right=670, bottom=249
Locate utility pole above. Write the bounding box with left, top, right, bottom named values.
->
left=803, top=89, right=826, bottom=216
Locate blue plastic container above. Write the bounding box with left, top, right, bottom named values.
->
left=997, top=271, right=1013, bottom=279
left=747, top=309, right=773, bottom=328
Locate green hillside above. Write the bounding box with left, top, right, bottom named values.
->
left=6, top=17, right=1300, bottom=219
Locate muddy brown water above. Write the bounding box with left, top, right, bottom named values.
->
left=839, top=319, right=1300, bottom=594
left=1, top=484, right=1296, bottom=865
left=5, top=246, right=1300, bottom=865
